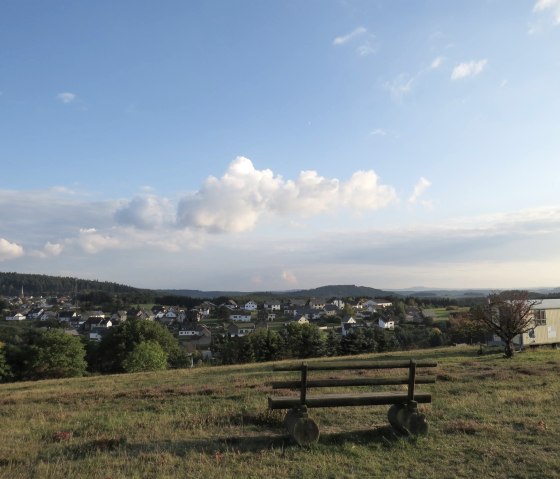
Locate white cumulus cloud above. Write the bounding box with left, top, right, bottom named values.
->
left=57, top=92, right=76, bottom=104
left=409, top=177, right=432, bottom=204
left=115, top=195, right=174, bottom=229
left=0, top=238, right=24, bottom=261
left=77, top=229, right=120, bottom=254
left=533, top=0, right=560, bottom=25
left=282, top=270, right=298, bottom=286
left=431, top=56, right=444, bottom=69
left=451, top=60, right=488, bottom=80
left=386, top=74, right=415, bottom=102
left=30, top=242, right=64, bottom=258
left=333, top=27, right=367, bottom=45
left=176, top=157, right=397, bottom=233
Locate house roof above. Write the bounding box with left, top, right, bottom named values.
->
left=534, top=299, right=560, bottom=310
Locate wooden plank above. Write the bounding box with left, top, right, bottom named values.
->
left=268, top=391, right=432, bottom=409
left=272, top=360, right=437, bottom=371
left=271, top=375, right=437, bottom=389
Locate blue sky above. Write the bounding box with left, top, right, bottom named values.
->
left=1, top=0, right=560, bottom=291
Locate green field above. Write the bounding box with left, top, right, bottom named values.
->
left=1, top=346, right=559, bottom=478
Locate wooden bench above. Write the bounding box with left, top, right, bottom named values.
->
left=268, top=359, right=437, bottom=446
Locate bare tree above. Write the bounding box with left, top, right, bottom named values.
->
left=471, top=290, right=539, bottom=358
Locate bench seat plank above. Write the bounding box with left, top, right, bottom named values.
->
left=268, top=391, right=432, bottom=409
left=271, top=376, right=436, bottom=389
left=273, top=360, right=437, bottom=372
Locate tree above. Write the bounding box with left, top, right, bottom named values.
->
left=21, top=329, right=87, bottom=379
left=429, top=327, right=443, bottom=347
left=96, top=319, right=182, bottom=373
left=471, top=291, right=539, bottom=358
left=283, top=323, right=326, bottom=359
left=122, top=341, right=168, bottom=373
left=248, top=329, right=283, bottom=362
left=0, top=342, right=12, bottom=382
left=447, top=313, right=488, bottom=345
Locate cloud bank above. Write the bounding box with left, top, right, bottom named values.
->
left=0, top=238, right=24, bottom=261
left=176, top=157, right=397, bottom=233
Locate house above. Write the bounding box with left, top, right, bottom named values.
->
left=244, top=300, right=258, bottom=311
left=158, top=309, right=178, bottom=325
left=283, top=306, right=297, bottom=317
left=230, top=311, right=252, bottom=322
left=89, top=327, right=110, bottom=341
left=111, top=311, right=128, bottom=323
left=267, top=313, right=276, bottom=321
left=228, top=322, right=255, bottom=337
left=374, top=299, right=393, bottom=308
left=222, top=299, right=238, bottom=310
left=138, top=309, right=155, bottom=321
left=83, top=317, right=111, bottom=331
left=58, top=310, right=78, bottom=322
left=331, top=299, right=345, bottom=309
left=27, top=308, right=45, bottom=319
left=518, top=299, right=560, bottom=348
left=308, top=299, right=326, bottom=310
left=293, top=315, right=309, bottom=324
left=264, top=301, right=281, bottom=311
left=378, top=318, right=395, bottom=330
left=341, top=316, right=357, bottom=336
left=195, top=302, right=214, bottom=317
left=83, top=311, right=105, bottom=321
left=361, top=300, right=378, bottom=313
left=323, top=304, right=339, bottom=317
left=294, top=308, right=323, bottom=321
left=6, top=312, right=26, bottom=321
left=179, top=323, right=211, bottom=338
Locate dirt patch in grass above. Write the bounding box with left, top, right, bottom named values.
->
left=502, top=396, right=537, bottom=407
left=473, top=370, right=514, bottom=381
left=442, top=419, right=486, bottom=435
left=512, top=366, right=548, bottom=376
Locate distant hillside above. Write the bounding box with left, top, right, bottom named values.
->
left=0, top=272, right=146, bottom=297
left=392, top=287, right=560, bottom=299
left=284, top=284, right=396, bottom=299
left=160, top=284, right=397, bottom=300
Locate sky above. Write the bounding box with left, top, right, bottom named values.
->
left=1, top=0, right=560, bottom=291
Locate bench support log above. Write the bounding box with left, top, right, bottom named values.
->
left=283, top=405, right=320, bottom=446
left=387, top=401, right=429, bottom=436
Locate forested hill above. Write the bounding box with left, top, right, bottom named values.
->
left=0, top=272, right=145, bottom=297
left=287, top=284, right=394, bottom=299
left=1, top=272, right=395, bottom=300
left=161, top=284, right=397, bottom=299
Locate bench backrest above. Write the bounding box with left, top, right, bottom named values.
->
left=271, top=359, right=437, bottom=406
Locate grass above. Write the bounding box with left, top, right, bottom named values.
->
left=1, top=346, right=559, bottom=478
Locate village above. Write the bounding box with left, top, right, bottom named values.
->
left=3, top=290, right=427, bottom=360
left=4, top=285, right=560, bottom=365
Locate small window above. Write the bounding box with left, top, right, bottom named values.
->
left=535, top=319, right=547, bottom=326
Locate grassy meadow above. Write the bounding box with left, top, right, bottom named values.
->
left=1, top=346, right=559, bottom=478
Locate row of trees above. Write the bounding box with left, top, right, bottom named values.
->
left=0, top=319, right=191, bottom=382
left=212, top=323, right=399, bottom=365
